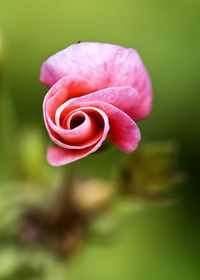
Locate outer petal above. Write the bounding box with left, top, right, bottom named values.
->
left=40, top=42, right=152, bottom=119
left=47, top=146, right=92, bottom=166
left=43, top=75, right=94, bottom=111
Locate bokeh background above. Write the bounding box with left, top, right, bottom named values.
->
left=0, top=0, right=200, bottom=279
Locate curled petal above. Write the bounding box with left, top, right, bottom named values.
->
left=44, top=76, right=94, bottom=116
left=88, top=102, right=141, bottom=152
left=47, top=107, right=110, bottom=166
left=47, top=146, right=93, bottom=166
left=66, top=86, right=140, bottom=120
left=63, top=100, right=141, bottom=153
left=45, top=106, right=110, bottom=150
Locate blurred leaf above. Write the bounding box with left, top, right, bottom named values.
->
left=119, top=141, right=182, bottom=201
left=18, top=127, right=62, bottom=186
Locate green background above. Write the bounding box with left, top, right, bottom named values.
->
left=0, top=0, right=200, bottom=279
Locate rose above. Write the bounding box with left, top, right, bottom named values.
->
left=40, top=42, right=152, bottom=166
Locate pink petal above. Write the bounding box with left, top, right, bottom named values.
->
left=45, top=107, right=110, bottom=150
left=90, top=102, right=141, bottom=152
left=67, top=86, right=140, bottom=119
left=65, top=101, right=141, bottom=152
left=47, top=108, right=109, bottom=166
left=44, top=75, right=94, bottom=113
left=47, top=146, right=93, bottom=166
left=40, top=42, right=152, bottom=119
left=42, top=76, right=102, bottom=149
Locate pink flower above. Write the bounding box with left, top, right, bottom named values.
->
left=40, top=42, right=152, bottom=166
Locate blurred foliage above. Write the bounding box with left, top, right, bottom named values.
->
left=18, top=127, right=62, bottom=186
left=119, top=141, right=183, bottom=203
left=0, top=136, right=180, bottom=279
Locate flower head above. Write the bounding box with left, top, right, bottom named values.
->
left=40, top=42, right=152, bottom=166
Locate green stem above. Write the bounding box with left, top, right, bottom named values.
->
left=0, top=89, right=17, bottom=180
left=48, top=165, right=78, bottom=225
